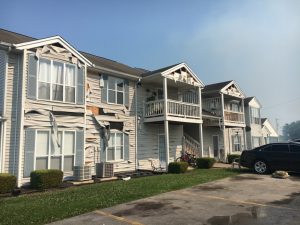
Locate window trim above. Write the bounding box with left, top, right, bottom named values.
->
left=34, top=129, right=76, bottom=172
left=36, top=56, right=77, bottom=104
left=232, top=134, right=242, bottom=152
left=106, top=131, right=125, bottom=162
left=107, top=76, right=125, bottom=105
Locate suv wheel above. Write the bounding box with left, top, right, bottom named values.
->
left=254, top=160, right=268, bottom=174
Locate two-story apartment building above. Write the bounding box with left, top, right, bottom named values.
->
left=244, top=96, right=263, bottom=149
left=0, top=30, right=94, bottom=186
left=0, top=29, right=205, bottom=186
left=202, top=81, right=247, bottom=161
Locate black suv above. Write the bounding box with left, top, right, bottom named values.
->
left=240, top=142, right=300, bottom=174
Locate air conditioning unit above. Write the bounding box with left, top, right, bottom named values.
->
left=73, top=166, right=91, bottom=181
left=96, top=162, right=114, bottom=178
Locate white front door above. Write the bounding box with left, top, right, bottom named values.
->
left=158, top=134, right=166, bottom=166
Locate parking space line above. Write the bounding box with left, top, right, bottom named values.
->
left=200, top=194, right=300, bottom=211
left=94, top=210, right=145, bottom=225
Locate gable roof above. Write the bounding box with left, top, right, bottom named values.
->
left=261, top=118, right=268, bottom=124
left=142, top=62, right=204, bottom=87
left=0, top=28, right=142, bottom=76
left=244, top=96, right=262, bottom=108
left=81, top=52, right=143, bottom=76
left=141, top=63, right=181, bottom=77
left=203, top=80, right=232, bottom=92
left=203, top=80, right=245, bottom=98
left=14, top=36, right=93, bottom=66
left=0, top=28, right=35, bottom=44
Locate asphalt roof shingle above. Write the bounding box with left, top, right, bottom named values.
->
left=0, top=28, right=143, bottom=76
left=203, top=80, right=233, bottom=93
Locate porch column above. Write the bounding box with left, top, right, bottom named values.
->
left=241, top=98, right=247, bottom=150
left=220, top=93, right=226, bottom=161
left=198, top=87, right=203, bottom=157
left=243, top=127, right=247, bottom=150
left=163, top=77, right=170, bottom=170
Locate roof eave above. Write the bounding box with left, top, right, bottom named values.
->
left=14, top=36, right=93, bottom=66
left=89, top=65, right=140, bottom=80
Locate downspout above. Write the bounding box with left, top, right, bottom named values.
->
left=17, top=49, right=27, bottom=186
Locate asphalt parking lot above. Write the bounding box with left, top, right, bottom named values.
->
left=50, top=173, right=300, bottom=225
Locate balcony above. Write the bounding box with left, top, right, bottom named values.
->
left=224, top=110, right=244, bottom=124
left=144, top=99, right=201, bottom=123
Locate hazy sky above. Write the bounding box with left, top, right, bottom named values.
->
left=1, top=0, right=299, bottom=132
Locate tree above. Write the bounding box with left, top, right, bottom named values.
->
left=282, top=121, right=300, bottom=140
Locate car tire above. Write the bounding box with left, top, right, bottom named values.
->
left=253, top=160, right=268, bottom=174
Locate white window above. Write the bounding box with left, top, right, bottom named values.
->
left=230, top=103, right=240, bottom=112
left=107, top=132, right=124, bottom=161
left=232, top=135, right=242, bottom=152
left=38, top=57, right=76, bottom=103
left=251, top=107, right=260, bottom=124
left=107, top=77, right=124, bottom=105
left=35, top=130, right=75, bottom=172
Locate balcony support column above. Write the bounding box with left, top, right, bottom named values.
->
left=163, top=77, right=170, bottom=170
left=241, top=98, right=247, bottom=150
left=220, top=93, right=226, bottom=160
left=198, top=87, right=203, bottom=157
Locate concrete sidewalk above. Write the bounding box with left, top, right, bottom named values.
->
left=49, top=173, right=300, bottom=225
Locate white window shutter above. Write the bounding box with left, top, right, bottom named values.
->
left=27, top=55, right=38, bottom=99
left=75, top=130, right=84, bottom=166
left=24, top=128, right=36, bottom=177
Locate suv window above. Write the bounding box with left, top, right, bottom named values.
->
left=290, top=144, right=300, bottom=153
left=271, top=144, right=289, bottom=152
left=262, top=145, right=272, bottom=152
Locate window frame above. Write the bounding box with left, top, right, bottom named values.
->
left=232, top=134, right=242, bottom=152
left=36, top=57, right=77, bottom=104
left=106, top=131, right=125, bottom=162
left=34, top=129, right=76, bottom=172
left=107, top=76, right=125, bottom=105
left=250, top=107, right=260, bottom=124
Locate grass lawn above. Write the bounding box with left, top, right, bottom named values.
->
left=0, top=168, right=242, bottom=225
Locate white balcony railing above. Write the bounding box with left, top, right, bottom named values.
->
left=224, top=110, right=244, bottom=123
left=144, top=99, right=201, bottom=119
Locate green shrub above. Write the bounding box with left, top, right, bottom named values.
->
left=227, top=154, right=240, bottom=164
left=0, top=173, right=16, bottom=194
left=30, top=169, right=63, bottom=190
left=196, top=158, right=216, bottom=169
left=168, top=162, right=189, bottom=173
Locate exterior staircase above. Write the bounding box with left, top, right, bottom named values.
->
left=183, top=133, right=202, bottom=158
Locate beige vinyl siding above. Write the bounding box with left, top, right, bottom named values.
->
left=85, top=70, right=136, bottom=173
left=0, top=50, right=7, bottom=115
left=20, top=49, right=86, bottom=183
left=137, top=123, right=183, bottom=170
left=4, top=52, right=23, bottom=175
left=202, top=127, right=223, bottom=157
